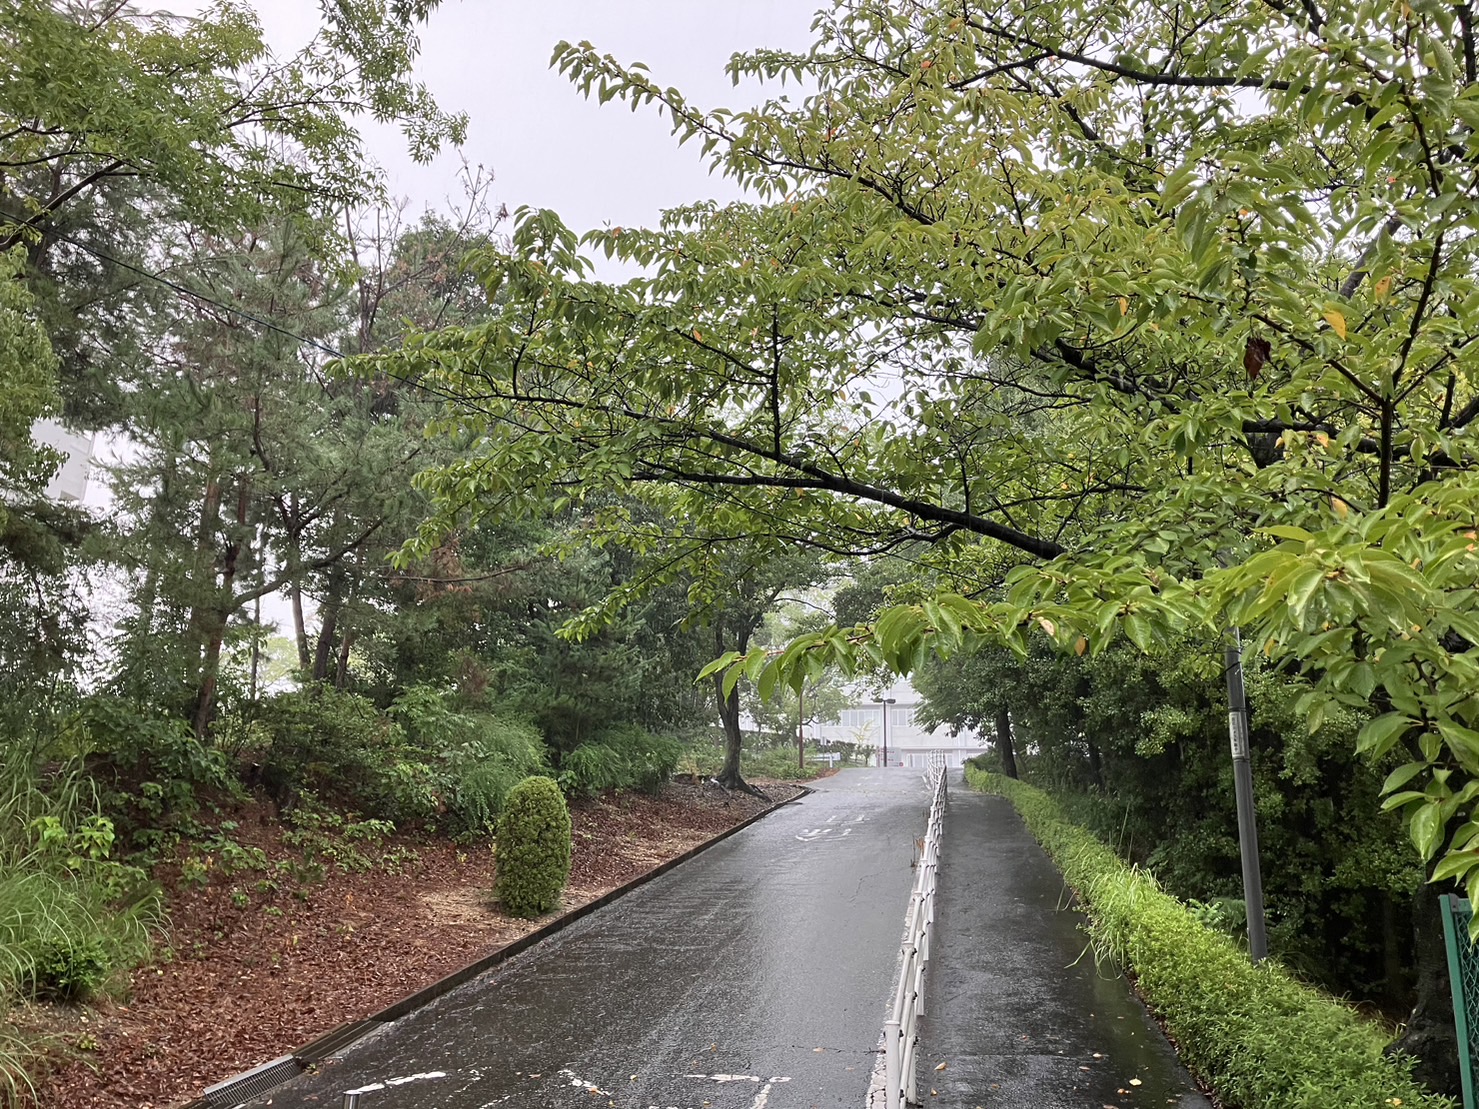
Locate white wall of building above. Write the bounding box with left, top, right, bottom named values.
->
left=32, top=418, right=94, bottom=503
left=813, top=680, right=986, bottom=769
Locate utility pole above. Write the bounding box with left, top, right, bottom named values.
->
left=1225, top=628, right=1269, bottom=962
left=881, top=696, right=896, bottom=768
left=798, top=686, right=805, bottom=771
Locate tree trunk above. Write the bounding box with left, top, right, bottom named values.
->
left=249, top=594, right=261, bottom=705
left=1386, top=891, right=1462, bottom=1097
left=335, top=627, right=355, bottom=689
left=192, top=476, right=250, bottom=737
left=994, top=703, right=1019, bottom=778
left=290, top=581, right=310, bottom=671
left=797, top=685, right=805, bottom=772
left=711, top=626, right=765, bottom=796
left=311, top=574, right=343, bottom=683
left=283, top=495, right=311, bottom=671
left=184, top=472, right=224, bottom=674
left=714, top=672, right=746, bottom=789
left=1382, top=894, right=1409, bottom=1009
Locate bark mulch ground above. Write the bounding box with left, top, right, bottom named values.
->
left=27, top=779, right=804, bottom=1109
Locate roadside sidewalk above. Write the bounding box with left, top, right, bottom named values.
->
left=916, top=787, right=1210, bottom=1108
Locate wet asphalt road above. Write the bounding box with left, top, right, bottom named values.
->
left=916, top=789, right=1210, bottom=1108
left=238, top=769, right=929, bottom=1109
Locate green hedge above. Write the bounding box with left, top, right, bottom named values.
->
left=965, top=765, right=1454, bottom=1109
left=494, top=776, right=572, bottom=918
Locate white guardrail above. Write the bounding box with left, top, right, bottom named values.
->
left=883, top=752, right=948, bottom=1109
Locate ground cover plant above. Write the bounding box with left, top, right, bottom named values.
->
left=0, top=762, right=156, bottom=1102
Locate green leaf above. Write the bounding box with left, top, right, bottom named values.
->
left=1356, top=713, right=1416, bottom=757
left=1261, top=525, right=1314, bottom=542
left=1410, top=801, right=1446, bottom=861
left=1428, top=850, right=1479, bottom=885
left=1381, top=761, right=1427, bottom=796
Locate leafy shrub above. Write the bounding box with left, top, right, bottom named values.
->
left=390, top=686, right=549, bottom=833
left=557, top=725, right=682, bottom=797
left=965, top=764, right=1454, bottom=1109
left=256, top=688, right=436, bottom=823
left=26, top=936, right=109, bottom=1002
left=556, top=739, right=630, bottom=796
left=282, top=805, right=397, bottom=874
left=494, top=776, right=572, bottom=918
left=77, top=697, right=230, bottom=827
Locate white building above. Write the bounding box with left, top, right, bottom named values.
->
left=813, top=680, right=986, bottom=769
left=31, top=418, right=94, bottom=503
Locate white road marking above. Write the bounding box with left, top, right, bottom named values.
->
left=751, top=1080, right=774, bottom=1109
left=345, top=1070, right=447, bottom=1094
left=559, top=1068, right=609, bottom=1096
left=685, top=1073, right=792, bottom=1083
left=684, top=1073, right=758, bottom=1082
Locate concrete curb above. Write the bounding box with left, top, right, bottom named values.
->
left=186, top=783, right=813, bottom=1108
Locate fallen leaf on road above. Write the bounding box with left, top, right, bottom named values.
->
left=1130, top=1078, right=1142, bottom=1086
left=934, top=1062, right=948, bottom=1072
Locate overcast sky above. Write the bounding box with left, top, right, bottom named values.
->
left=255, top=0, right=817, bottom=232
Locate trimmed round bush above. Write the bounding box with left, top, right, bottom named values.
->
left=494, top=776, right=572, bottom=918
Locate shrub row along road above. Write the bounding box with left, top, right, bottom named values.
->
left=233, top=769, right=925, bottom=1109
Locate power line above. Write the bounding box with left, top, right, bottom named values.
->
left=46, top=227, right=485, bottom=413
left=49, top=230, right=350, bottom=361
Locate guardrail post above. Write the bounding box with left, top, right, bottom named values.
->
left=343, top=1093, right=362, bottom=1109
left=905, top=1030, right=920, bottom=1106
left=884, top=1017, right=902, bottom=1109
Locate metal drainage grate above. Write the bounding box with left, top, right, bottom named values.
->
left=201, top=1054, right=305, bottom=1107
left=296, top=1019, right=385, bottom=1064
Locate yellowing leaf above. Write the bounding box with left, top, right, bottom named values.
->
left=1038, top=616, right=1057, bottom=637
left=1374, top=274, right=1392, bottom=298
left=1117, top=296, right=1128, bottom=316
left=1074, top=636, right=1088, bottom=656
left=1322, top=307, right=1347, bottom=340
